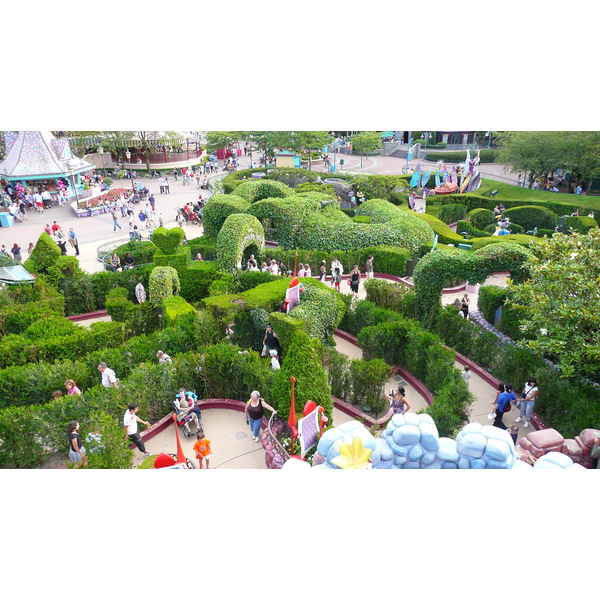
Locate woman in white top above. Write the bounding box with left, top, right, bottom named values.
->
left=298, top=264, right=306, bottom=277
left=304, top=264, right=312, bottom=277
left=515, top=377, right=538, bottom=428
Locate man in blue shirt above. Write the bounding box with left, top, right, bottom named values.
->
left=492, top=384, right=517, bottom=430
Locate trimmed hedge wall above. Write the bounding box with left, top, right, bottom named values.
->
left=413, top=242, right=532, bottom=322
left=456, top=220, right=491, bottom=238
left=468, top=208, right=495, bottom=229
left=163, top=296, right=197, bottom=326
left=502, top=205, right=559, bottom=230
left=436, top=203, right=467, bottom=225
left=411, top=212, right=466, bottom=245
left=424, top=149, right=496, bottom=163
left=477, top=285, right=509, bottom=324
left=469, top=234, right=538, bottom=250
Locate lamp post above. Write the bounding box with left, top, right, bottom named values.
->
left=68, top=169, right=78, bottom=202
left=423, top=131, right=431, bottom=155
left=485, top=131, right=493, bottom=148
left=405, top=137, right=413, bottom=172
left=125, top=151, right=134, bottom=190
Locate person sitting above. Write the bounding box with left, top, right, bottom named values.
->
left=123, top=252, right=135, bottom=269
left=110, top=253, right=121, bottom=272
left=173, top=389, right=202, bottom=438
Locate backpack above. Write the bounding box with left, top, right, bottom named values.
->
left=503, top=397, right=512, bottom=412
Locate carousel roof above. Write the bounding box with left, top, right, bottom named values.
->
left=0, top=131, right=94, bottom=179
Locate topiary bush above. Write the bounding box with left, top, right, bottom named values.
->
left=163, top=296, right=197, bottom=326
left=271, top=331, right=332, bottom=421
left=563, top=215, right=598, bottom=233
left=202, top=194, right=251, bottom=238
left=456, top=220, right=491, bottom=238
left=216, top=213, right=265, bottom=272
left=436, top=203, right=467, bottom=225
left=502, top=205, right=559, bottom=230
left=149, top=266, right=180, bottom=307
left=233, top=179, right=295, bottom=203
left=150, top=227, right=185, bottom=255
left=23, top=232, right=62, bottom=273
left=468, top=208, right=496, bottom=229
left=477, top=285, right=509, bottom=324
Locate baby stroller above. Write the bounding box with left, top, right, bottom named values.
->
left=173, top=392, right=203, bottom=438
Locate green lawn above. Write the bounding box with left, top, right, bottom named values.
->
left=478, top=179, right=600, bottom=212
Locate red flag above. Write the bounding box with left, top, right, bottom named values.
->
left=172, top=413, right=186, bottom=464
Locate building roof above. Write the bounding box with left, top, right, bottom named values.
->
left=0, top=131, right=94, bottom=179
left=0, top=265, right=35, bottom=285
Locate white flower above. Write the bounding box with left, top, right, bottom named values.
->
left=570, top=252, right=578, bottom=260
left=540, top=328, right=548, bottom=335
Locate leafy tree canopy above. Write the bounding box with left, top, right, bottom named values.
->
left=507, top=228, right=600, bottom=380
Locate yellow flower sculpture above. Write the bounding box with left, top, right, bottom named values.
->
left=331, top=435, right=372, bottom=469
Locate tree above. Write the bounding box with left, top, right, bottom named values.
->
left=204, top=131, right=240, bottom=154
left=350, top=131, right=382, bottom=167
left=135, top=131, right=181, bottom=171
left=496, top=131, right=600, bottom=190
left=507, top=229, right=600, bottom=380
left=295, top=131, right=332, bottom=170
left=101, top=131, right=137, bottom=168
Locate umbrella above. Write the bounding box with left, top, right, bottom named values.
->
left=380, top=131, right=395, bottom=138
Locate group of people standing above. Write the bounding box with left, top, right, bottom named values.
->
left=491, top=377, right=539, bottom=437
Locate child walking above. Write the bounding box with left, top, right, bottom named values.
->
left=193, top=432, right=212, bottom=469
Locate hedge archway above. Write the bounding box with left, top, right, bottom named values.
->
left=413, top=242, right=533, bottom=322
left=217, top=213, right=265, bottom=272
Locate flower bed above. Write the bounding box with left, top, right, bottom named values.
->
left=71, top=188, right=131, bottom=218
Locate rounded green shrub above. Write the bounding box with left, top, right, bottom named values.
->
left=202, top=194, right=250, bottom=238
left=233, top=179, right=295, bottom=203
left=468, top=208, right=495, bottom=229
left=502, top=205, right=559, bottom=230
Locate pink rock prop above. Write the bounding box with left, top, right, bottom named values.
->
left=563, top=439, right=583, bottom=464
left=580, top=429, right=600, bottom=449
left=519, top=428, right=565, bottom=459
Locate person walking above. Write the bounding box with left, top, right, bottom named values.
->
left=391, top=386, right=411, bottom=415
left=193, top=432, right=212, bottom=469
left=461, top=366, right=471, bottom=387
left=244, top=391, right=277, bottom=442
left=64, top=379, right=82, bottom=396
left=149, top=194, right=156, bottom=211
left=492, top=383, right=516, bottom=430
left=515, top=377, right=538, bottom=428
left=67, top=421, right=87, bottom=468
left=112, top=208, right=122, bottom=231
left=262, top=324, right=280, bottom=357
left=158, top=176, right=165, bottom=194
left=319, top=260, right=327, bottom=282
left=164, top=177, right=170, bottom=194
left=98, top=362, right=118, bottom=388
left=350, top=265, right=360, bottom=298
left=364, top=255, right=374, bottom=280
left=123, top=403, right=151, bottom=457
left=460, top=294, right=470, bottom=319
left=11, top=243, right=22, bottom=263
left=68, top=228, right=80, bottom=256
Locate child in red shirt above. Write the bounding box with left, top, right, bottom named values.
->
left=193, top=432, right=212, bottom=469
